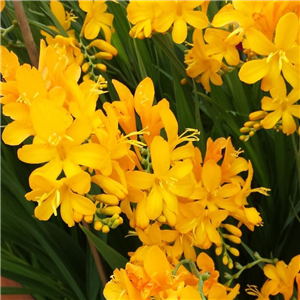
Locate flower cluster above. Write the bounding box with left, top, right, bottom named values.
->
left=0, top=43, right=127, bottom=229
left=246, top=255, right=300, bottom=300
left=41, top=0, right=117, bottom=80
left=104, top=245, right=240, bottom=300
left=127, top=0, right=300, bottom=137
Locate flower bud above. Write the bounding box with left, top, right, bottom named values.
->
left=84, top=215, right=94, bottom=223
left=215, top=246, right=223, bottom=256
left=225, top=235, right=241, bottom=244
left=223, top=224, right=242, bottom=237
left=73, top=211, right=83, bottom=223
left=96, top=63, right=107, bottom=72
left=102, top=225, right=110, bottom=233
left=244, top=121, right=256, bottom=127
left=228, top=247, right=240, bottom=257
left=94, top=220, right=103, bottom=231
left=94, top=52, right=113, bottom=60
left=223, top=255, right=229, bottom=265
left=249, top=110, right=268, bottom=121
left=100, top=206, right=122, bottom=216
left=82, top=62, right=90, bottom=73
left=87, top=39, right=118, bottom=56
left=240, top=127, right=251, bottom=133
left=94, top=194, right=119, bottom=206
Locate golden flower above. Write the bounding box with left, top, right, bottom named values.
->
left=25, top=170, right=95, bottom=227
left=154, top=1, right=208, bottom=44
left=239, top=12, right=299, bottom=91
left=263, top=255, right=300, bottom=300
left=79, top=0, right=114, bottom=42
left=261, top=76, right=300, bottom=135
left=185, top=29, right=223, bottom=92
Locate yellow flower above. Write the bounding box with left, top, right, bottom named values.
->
left=185, top=29, right=223, bottom=92
left=208, top=283, right=240, bottom=300
left=126, top=136, right=195, bottom=226
left=263, top=255, right=300, bottom=300
left=127, top=1, right=161, bottom=39
left=246, top=281, right=279, bottom=300
left=0, top=46, right=19, bottom=81
left=1, top=64, right=47, bottom=146
left=204, top=28, right=242, bottom=66
left=0, top=0, right=5, bottom=12
left=103, top=268, right=141, bottom=300
left=196, top=252, right=220, bottom=295
left=25, top=170, right=95, bottom=227
left=261, top=76, right=300, bottom=135
left=79, top=0, right=114, bottom=42
left=154, top=1, right=208, bottom=44
left=239, top=12, right=299, bottom=91
left=176, top=201, right=228, bottom=249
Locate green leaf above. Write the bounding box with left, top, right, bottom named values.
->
left=80, top=224, right=128, bottom=270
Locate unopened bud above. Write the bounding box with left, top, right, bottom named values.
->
left=225, top=235, right=241, bottom=244
left=82, top=62, right=90, bottom=73
left=83, top=73, right=91, bottom=81
left=253, top=123, right=261, bottom=130
left=228, top=260, right=234, bottom=269
left=181, top=78, right=188, bottom=85
left=223, top=255, right=229, bottom=265
left=224, top=272, right=232, bottom=279
left=249, top=110, right=268, bottom=121
left=223, top=224, right=242, bottom=237
left=244, top=121, right=256, bottom=127
left=253, top=252, right=261, bottom=260
left=94, top=52, right=114, bottom=60
left=240, top=127, right=251, bottom=133
left=76, top=53, right=85, bottom=66
left=94, top=194, right=119, bottom=206
left=201, top=271, right=211, bottom=281
left=94, top=220, right=103, bottom=231
left=249, top=130, right=255, bottom=137
left=87, top=39, right=118, bottom=56
left=102, top=225, right=110, bottom=233
left=215, top=246, right=223, bottom=256
left=100, top=206, right=122, bottom=216
left=96, top=63, right=107, bottom=72
left=84, top=215, right=94, bottom=223
left=235, top=262, right=243, bottom=270
left=228, top=247, right=240, bottom=257
left=73, top=211, right=83, bottom=223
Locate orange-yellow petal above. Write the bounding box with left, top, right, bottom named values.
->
left=202, top=159, right=221, bottom=191
left=172, top=17, right=187, bottom=44
left=275, top=12, right=298, bottom=50
left=239, top=58, right=270, bottom=84
left=151, top=136, right=170, bottom=176
left=262, top=109, right=282, bottom=129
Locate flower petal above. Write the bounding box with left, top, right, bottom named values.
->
left=18, top=144, right=57, bottom=164
left=239, top=58, right=270, bottom=84
left=146, top=184, right=163, bottom=220
left=2, top=121, right=35, bottom=146
left=151, top=136, right=170, bottom=176
left=282, top=110, right=296, bottom=135
left=202, top=159, right=222, bottom=191
left=246, top=28, right=275, bottom=55
left=172, top=17, right=187, bottom=44
left=275, top=12, right=298, bottom=50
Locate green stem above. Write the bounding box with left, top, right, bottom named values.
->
left=225, top=257, right=275, bottom=286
